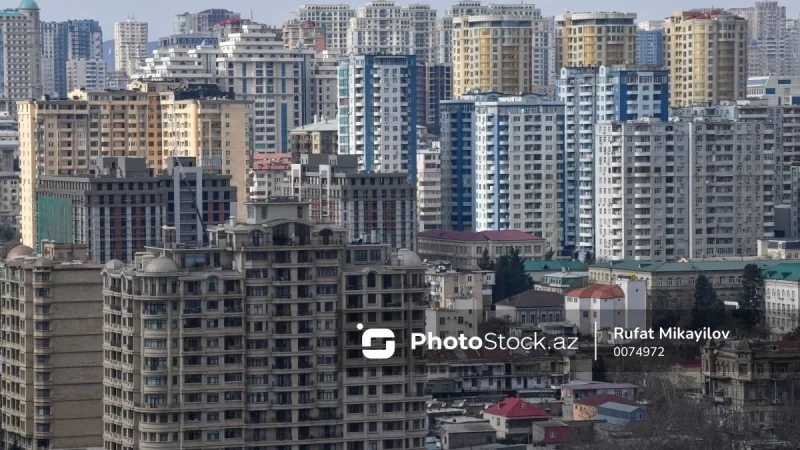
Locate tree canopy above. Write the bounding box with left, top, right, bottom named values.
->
left=734, top=263, right=764, bottom=328
left=477, top=249, right=495, bottom=271
left=492, top=247, right=534, bottom=303
left=691, top=274, right=726, bottom=330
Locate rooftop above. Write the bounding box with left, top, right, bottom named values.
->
left=496, top=288, right=563, bottom=309
left=533, top=420, right=571, bottom=428
left=563, top=381, right=639, bottom=391
left=590, top=259, right=800, bottom=274
left=762, top=263, right=800, bottom=282
left=290, top=120, right=338, bottom=133
left=525, top=260, right=585, bottom=272
left=418, top=229, right=543, bottom=242
left=598, top=402, right=641, bottom=413
left=566, top=284, right=625, bottom=299
left=439, top=421, right=496, bottom=434
left=574, top=394, right=636, bottom=408
left=483, top=398, right=550, bottom=419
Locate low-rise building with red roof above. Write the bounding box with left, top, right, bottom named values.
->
left=482, top=397, right=551, bottom=442
left=417, top=229, right=546, bottom=270
left=564, top=278, right=647, bottom=340
left=572, top=393, right=636, bottom=420
left=249, top=153, right=292, bottom=201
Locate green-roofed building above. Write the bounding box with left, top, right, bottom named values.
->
left=589, top=258, right=800, bottom=305
left=762, top=263, right=800, bottom=336
left=524, top=260, right=586, bottom=282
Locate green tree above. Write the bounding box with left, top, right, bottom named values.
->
left=544, top=248, right=556, bottom=260
left=735, top=263, right=764, bottom=328
left=492, top=248, right=534, bottom=303
left=692, top=274, right=726, bottom=330
left=9, top=442, right=23, bottom=450
left=786, top=325, right=800, bottom=341
left=584, top=251, right=595, bottom=265
left=477, top=249, right=495, bottom=270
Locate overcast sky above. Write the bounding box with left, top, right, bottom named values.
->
left=33, top=0, right=800, bottom=41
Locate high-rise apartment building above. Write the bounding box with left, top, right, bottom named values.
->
left=786, top=18, right=800, bottom=77
left=730, top=1, right=787, bottom=77
left=664, top=10, right=748, bottom=107
left=216, top=22, right=314, bottom=153
left=347, top=1, right=437, bottom=64
left=338, top=54, right=417, bottom=179
left=558, top=65, right=669, bottom=255
left=282, top=19, right=327, bottom=52
left=417, top=148, right=442, bottom=232
left=419, top=64, right=452, bottom=132
left=555, top=12, right=637, bottom=69
left=1, top=241, right=104, bottom=450
left=141, top=41, right=218, bottom=83
left=451, top=15, right=533, bottom=98
left=636, top=21, right=665, bottom=66
left=440, top=96, right=476, bottom=232
left=283, top=154, right=418, bottom=248
left=594, top=120, right=691, bottom=261
left=173, top=9, right=240, bottom=35
left=0, top=0, right=42, bottom=112
left=310, top=51, right=340, bottom=121
left=0, top=114, right=19, bottom=221
left=41, top=19, right=104, bottom=98
left=66, top=58, right=107, bottom=91
left=101, top=200, right=428, bottom=450
left=292, top=4, right=355, bottom=52
left=114, top=18, right=148, bottom=76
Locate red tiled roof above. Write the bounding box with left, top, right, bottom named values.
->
left=566, top=284, right=624, bottom=299
left=574, top=394, right=635, bottom=408
left=496, top=288, right=564, bottom=308
left=418, top=229, right=543, bottom=242
left=484, top=398, right=551, bottom=419
left=251, top=153, right=292, bottom=170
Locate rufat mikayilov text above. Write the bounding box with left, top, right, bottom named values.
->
left=411, top=332, right=579, bottom=351
left=614, top=327, right=731, bottom=342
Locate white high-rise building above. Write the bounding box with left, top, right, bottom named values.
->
left=140, top=44, right=217, bottom=83
left=417, top=147, right=442, bottom=232
left=1, top=0, right=42, bottom=112
left=731, top=1, right=788, bottom=77
left=66, top=58, right=107, bottom=91
left=594, top=120, right=691, bottom=261
left=114, top=18, right=149, bottom=76
left=40, top=21, right=60, bottom=98
left=216, top=23, right=314, bottom=153
left=347, top=1, right=437, bottom=64
left=337, top=54, right=418, bottom=179
left=292, top=4, right=355, bottom=52
left=559, top=65, right=669, bottom=256
left=786, top=18, right=800, bottom=76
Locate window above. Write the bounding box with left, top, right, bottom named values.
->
left=636, top=413, right=643, bottom=420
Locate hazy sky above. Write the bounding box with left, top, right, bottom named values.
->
left=32, top=0, right=800, bottom=41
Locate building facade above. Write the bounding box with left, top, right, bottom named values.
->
left=346, top=1, right=437, bottom=64
left=636, top=22, right=664, bottom=66
left=291, top=4, right=355, bottom=52
left=0, top=0, right=42, bottom=112
left=1, top=242, right=104, bottom=450
left=338, top=54, right=417, bottom=179
left=417, top=229, right=545, bottom=271
left=664, top=10, right=748, bottom=107
left=555, top=12, right=637, bottom=69
left=66, top=58, right=107, bottom=92
left=417, top=148, right=442, bottom=232
left=114, top=18, right=148, bottom=76
left=100, top=200, right=429, bottom=450
left=173, top=9, right=240, bottom=35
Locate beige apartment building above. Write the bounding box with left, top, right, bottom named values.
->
left=287, top=119, right=338, bottom=156
left=664, top=10, right=749, bottom=107
left=17, top=84, right=251, bottom=250
left=101, top=200, right=428, bottom=450
left=1, top=242, right=104, bottom=450
left=451, top=15, right=533, bottom=98
left=555, top=12, right=637, bottom=69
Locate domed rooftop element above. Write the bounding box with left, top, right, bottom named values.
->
left=105, top=259, right=124, bottom=270
left=18, top=0, right=39, bottom=10
left=143, top=256, right=181, bottom=273
left=34, top=257, right=54, bottom=269
left=7, top=245, right=34, bottom=259
left=396, top=249, right=422, bottom=266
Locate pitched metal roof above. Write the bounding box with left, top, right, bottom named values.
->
left=590, top=259, right=800, bottom=274
left=418, top=229, right=543, bottom=242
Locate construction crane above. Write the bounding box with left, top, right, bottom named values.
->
left=172, top=156, right=207, bottom=237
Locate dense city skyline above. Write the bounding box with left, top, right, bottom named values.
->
left=31, top=0, right=800, bottom=39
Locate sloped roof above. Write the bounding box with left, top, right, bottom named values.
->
left=590, top=259, right=800, bottom=273
left=574, top=394, right=636, bottom=407
left=418, top=229, right=543, bottom=242
left=566, top=284, right=625, bottom=299
left=762, top=263, right=800, bottom=282
left=598, top=402, right=641, bottom=413
left=483, top=398, right=551, bottom=419
left=563, top=381, right=639, bottom=391
left=496, top=288, right=563, bottom=308
left=525, top=260, right=586, bottom=272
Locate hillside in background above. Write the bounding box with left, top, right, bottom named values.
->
left=102, top=40, right=159, bottom=72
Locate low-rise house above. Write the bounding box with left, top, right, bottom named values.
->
left=592, top=402, right=646, bottom=424
left=572, top=393, right=636, bottom=420
left=426, top=296, right=481, bottom=339
left=531, top=420, right=570, bottom=445
left=482, top=398, right=551, bottom=443
left=418, top=230, right=546, bottom=271
left=525, top=260, right=586, bottom=282
left=495, top=289, right=564, bottom=325
left=439, top=420, right=497, bottom=449
left=561, top=381, right=639, bottom=419
left=564, top=279, right=647, bottom=339
left=536, top=271, right=589, bottom=294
